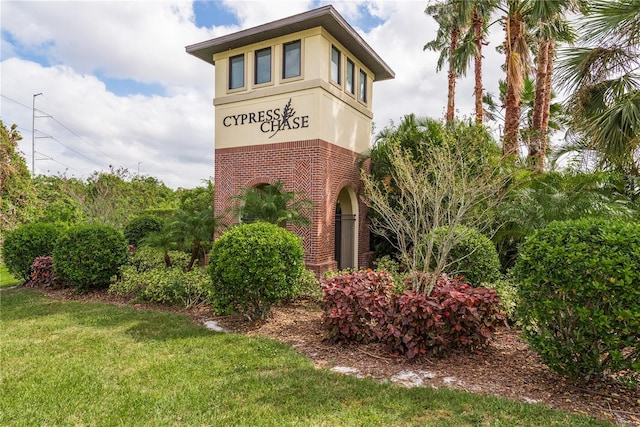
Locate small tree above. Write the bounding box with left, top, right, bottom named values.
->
left=168, top=208, right=226, bottom=272
left=231, top=180, right=312, bottom=227
left=362, top=118, right=506, bottom=294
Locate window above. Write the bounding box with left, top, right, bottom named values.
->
left=346, top=59, right=355, bottom=94
left=283, top=40, right=301, bottom=79
left=229, top=54, right=244, bottom=90
left=331, top=46, right=341, bottom=84
left=254, top=47, right=271, bottom=84
left=359, top=69, right=367, bottom=103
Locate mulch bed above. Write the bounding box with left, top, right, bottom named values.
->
left=28, top=286, right=640, bottom=426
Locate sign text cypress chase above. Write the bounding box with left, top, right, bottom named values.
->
left=222, top=99, right=309, bottom=138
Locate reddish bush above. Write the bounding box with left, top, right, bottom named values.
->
left=322, top=272, right=506, bottom=358
left=428, top=276, right=505, bottom=353
left=321, top=270, right=393, bottom=343
left=26, top=256, right=60, bottom=288
left=381, top=290, right=444, bottom=358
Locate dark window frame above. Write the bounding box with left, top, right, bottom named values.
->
left=359, top=69, right=367, bottom=103
left=331, top=45, right=341, bottom=85
left=282, top=40, right=302, bottom=79
left=229, top=54, right=245, bottom=90
left=254, top=47, right=272, bottom=85
left=346, top=59, right=355, bottom=95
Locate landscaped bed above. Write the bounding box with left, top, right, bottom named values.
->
left=6, top=286, right=638, bottom=426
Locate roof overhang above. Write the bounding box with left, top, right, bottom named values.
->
left=185, top=5, right=394, bottom=81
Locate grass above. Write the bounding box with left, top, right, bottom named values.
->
left=0, top=288, right=612, bottom=427
left=0, top=264, right=22, bottom=288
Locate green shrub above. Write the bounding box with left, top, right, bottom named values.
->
left=109, top=265, right=147, bottom=298
left=514, top=219, right=640, bottom=382
left=2, top=222, right=61, bottom=280
left=298, top=268, right=321, bottom=300
left=124, top=215, right=163, bottom=247
left=167, top=250, right=191, bottom=271
left=126, top=246, right=166, bottom=273
left=53, top=224, right=128, bottom=291
left=209, top=222, right=304, bottom=320
left=373, top=255, right=406, bottom=293
left=482, top=275, right=519, bottom=324
left=430, top=226, right=502, bottom=285
left=143, top=267, right=212, bottom=307
left=112, top=263, right=212, bottom=308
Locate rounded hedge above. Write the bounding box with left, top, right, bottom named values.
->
left=514, top=218, right=640, bottom=381
left=2, top=222, right=62, bottom=280
left=209, top=222, right=304, bottom=320
left=431, top=225, right=502, bottom=285
left=124, top=215, right=163, bottom=247
left=53, top=224, right=128, bottom=291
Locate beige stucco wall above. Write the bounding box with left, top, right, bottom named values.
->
left=211, top=26, right=374, bottom=154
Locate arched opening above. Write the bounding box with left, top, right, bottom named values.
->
left=334, top=186, right=358, bottom=270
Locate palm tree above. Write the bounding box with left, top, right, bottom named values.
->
left=484, top=76, right=567, bottom=160
left=142, top=227, right=176, bottom=268
left=452, top=0, right=499, bottom=125
left=168, top=207, right=227, bottom=272
left=502, top=0, right=532, bottom=158
left=424, top=1, right=468, bottom=123
left=527, top=0, right=578, bottom=171
left=231, top=180, right=313, bottom=228
left=555, top=0, right=640, bottom=175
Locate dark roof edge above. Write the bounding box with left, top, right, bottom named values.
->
left=185, top=5, right=394, bottom=81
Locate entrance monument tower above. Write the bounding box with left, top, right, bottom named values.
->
left=187, top=5, right=394, bottom=275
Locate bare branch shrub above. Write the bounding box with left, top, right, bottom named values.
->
left=362, top=135, right=506, bottom=294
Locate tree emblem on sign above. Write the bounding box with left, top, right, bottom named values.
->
left=269, top=98, right=296, bottom=139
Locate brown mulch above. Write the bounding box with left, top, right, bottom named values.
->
left=28, top=286, right=640, bottom=426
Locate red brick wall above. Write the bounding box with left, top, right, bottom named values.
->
left=215, top=139, right=371, bottom=276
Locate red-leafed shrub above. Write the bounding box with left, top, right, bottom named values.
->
left=26, top=256, right=60, bottom=288
left=321, top=270, right=394, bottom=343
left=429, top=277, right=505, bottom=352
left=322, top=272, right=505, bottom=358
left=381, top=290, right=444, bottom=358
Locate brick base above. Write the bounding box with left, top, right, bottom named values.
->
left=215, top=139, right=370, bottom=277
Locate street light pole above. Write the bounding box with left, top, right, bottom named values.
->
left=32, top=93, right=43, bottom=175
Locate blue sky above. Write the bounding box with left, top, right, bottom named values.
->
left=1, top=1, right=503, bottom=188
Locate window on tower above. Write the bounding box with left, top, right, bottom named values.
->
left=346, top=59, right=355, bottom=94
left=283, top=40, right=301, bottom=79
left=331, top=46, right=341, bottom=84
left=255, top=47, right=271, bottom=85
left=229, top=54, right=245, bottom=90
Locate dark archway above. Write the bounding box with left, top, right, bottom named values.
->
left=334, top=186, right=357, bottom=270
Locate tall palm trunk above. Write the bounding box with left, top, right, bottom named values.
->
left=446, top=27, right=460, bottom=123
left=540, top=42, right=555, bottom=160
left=503, top=13, right=525, bottom=157
left=530, top=40, right=551, bottom=171
left=473, top=9, right=484, bottom=124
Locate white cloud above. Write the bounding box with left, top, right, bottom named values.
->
left=2, top=57, right=213, bottom=189
left=221, top=0, right=313, bottom=28
left=1, top=1, right=510, bottom=189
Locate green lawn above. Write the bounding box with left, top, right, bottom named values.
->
left=0, top=288, right=612, bottom=427
left=0, top=264, right=22, bottom=288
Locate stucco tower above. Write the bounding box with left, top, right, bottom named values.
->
left=187, top=6, right=394, bottom=275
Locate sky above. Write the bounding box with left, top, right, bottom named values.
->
left=1, top=0, right=505, bottom=189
